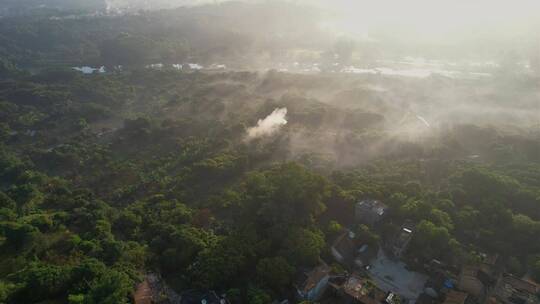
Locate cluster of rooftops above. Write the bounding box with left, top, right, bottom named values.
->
left=295, top=199, right=539, bottom=304
left=134, top=199, right=539, bottom=304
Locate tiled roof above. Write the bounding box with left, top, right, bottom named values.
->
left=302, top=264, right=331, bottom=293
left=442, top=291, right=468, bottom=304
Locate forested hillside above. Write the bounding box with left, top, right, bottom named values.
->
left=0, top=1, right=540, bottom=303
left=0, top=2, right=325, bottom=69
left=0, top=65, right=539, bottom=303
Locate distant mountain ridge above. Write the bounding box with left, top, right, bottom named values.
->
left=104, top=0, right=253, bottom=12
left=0, top=0, right=249, bottom=16
left=0, top=0, right=106, bottom=15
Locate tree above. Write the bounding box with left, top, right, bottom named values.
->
left=0, top=123, right=11, bottom=143
left=455, top=206, right=480, bottom=235
left=399, top=199, right=432, bottom=221
left=327, top=220, right=343, bottom=236
left=507, top=257, right=525, bottom=277
left=388, top=192, right=407, bottom=208
left=284, top=228, right=325, bottom=266
left=114, top=210, right=142, bottom=238
left=11, top=262, right=72, bottom=303
left=404, top=181, right=422, bottom=197
left=122, top=117, right=153, bottom=139
left=451, top=168, right=519, bottom=203
left=0, top=191, right=16, bottom=210
left=412, top=220, right=451, bottom=260
left=355, top=224, right=380, bottom=247
left=532, top=259, right=540, bottom=283
left=429, top=209, right=454, bottom=231
left=434, top=199, right=455, bottom=214
left=1, top=221, right=40, bottom=251
left=511, top=214, right=540, bottom=254
left=244, top=163, right=330, bottom=228
left=188, top=236, right=248, bottom=289
left=70, top=258, right=107, bottom=291
left=101, top=33, right=154, bottom=66
left=0, top=58, right=21, bottom=79
left=256, top=257, right=295, bottom=291
left=0, top=281, right=16, bottom=303
left=158, top=225, right=217, bottom=272
left=247, top=286, right=272, bottom=304
left=68, top=294, right=86, bottom=304
left=7, top=184, right=44, bottom=214
left=84, top=270, right=134, bottom=304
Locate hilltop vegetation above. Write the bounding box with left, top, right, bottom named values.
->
left=0, top=65, right=539, bottom=303
left=0, top=2, right=325, bottom=69
left=0, top=1, right=540, bottom=303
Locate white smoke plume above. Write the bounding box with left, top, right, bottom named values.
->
left=246, top=108, right=288, bottom=140
left=416, top=115, right=431, bottom=128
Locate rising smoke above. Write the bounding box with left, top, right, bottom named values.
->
left=246, top=108, right=288, bottom=140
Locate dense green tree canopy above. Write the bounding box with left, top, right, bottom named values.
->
left=0, top=9, right=539, bottom=301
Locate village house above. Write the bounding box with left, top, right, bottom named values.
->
left=326, top=274, right=399, bottom=304
left=341, top=275, right=387, bottom=304
left=355, top=200, right=388, bottom=227
left=487, top=274, right=539, bottom=304
left=458, top=266, right=491, bottom=301
left=421, top=268, right=455, bottom=300
left=331, top=231, right=359, bottom=267
left=457, top=255, right=500, bottom=302
left=180, top=291, right=224, bottom=304
left=296, top=263, right=332, bottom=302
left=415, top=293, right=439, bottom=304
left=133, top=274, right=230, bottom=304
left=441, top=290, right=469, bottom=304
left=331, top=230, right=378, bottom=269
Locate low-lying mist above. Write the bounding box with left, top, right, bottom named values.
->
left=152, top=67, right=538, bottom=168
left=2, top=0, right=539, bottom=168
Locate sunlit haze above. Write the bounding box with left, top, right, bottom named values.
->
left=0, top=0, right=539, bottom=303
left=314, top=0, right=540, bottom=42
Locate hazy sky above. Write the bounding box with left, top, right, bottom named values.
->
left=308, top=0, right=540, bottom=42
left=103, top=0, right=540, bottom=46
left=176, top=0, right=540, bottom=43
left=108, top=0, right=540, bottom=33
